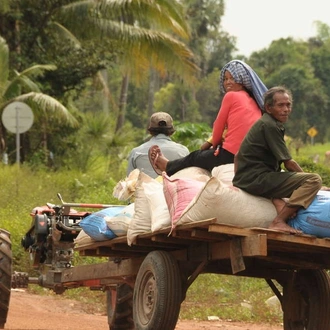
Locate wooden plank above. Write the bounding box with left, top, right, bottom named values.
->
left=190, top=229, right=228, bottom=241
left=230, top=239, right=245, bottom=274
left=210, top=234, right=267, bottom=261
left=250, top=227, right=330, bottom=249
left=208, top=223, right=254, bottom=237
left=255, top=254, right=330, bottom=269
left=79, top=248, right=144, bottom=258
left=75, top=236, right=127, bottom=251
left=174, top=218, right=217, bottom=230
left=172, top=230, right=201, bottom=240
left=75, top=219, right=217, bottom=252
left=135, top=237, right=183, bottom=249
left=61, top=257, right=144, bottom=283
left=150, top=234, right=193, bottom=245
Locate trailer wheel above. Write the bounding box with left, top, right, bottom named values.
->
left=133, top=250, right=182, bottom=330
left=282, top=269, right=330, bottom=330
left=0, top=229, right=12, bottom=329
left=106, top=284, right=134, bottom=330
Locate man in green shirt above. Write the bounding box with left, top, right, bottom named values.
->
left=233, top=86, right=322, bottom=234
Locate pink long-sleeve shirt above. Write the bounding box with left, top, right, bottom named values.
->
left=212, top=90, right=262, bottom=155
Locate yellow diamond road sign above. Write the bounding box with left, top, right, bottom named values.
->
left=307, top=127, right=318, bottom=138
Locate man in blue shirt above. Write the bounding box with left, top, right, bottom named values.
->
left=127, top=112, right=189, bottom=179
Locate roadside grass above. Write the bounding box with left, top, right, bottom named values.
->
left=2, top=143, right=330, bottom=324
left=290, top=141, right=330, bottom=163
left=179, top=273, right=282, bottom=323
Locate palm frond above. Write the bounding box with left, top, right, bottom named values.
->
left=49, top=22, right=82, bottom=47
left=98, top=0, right=190, bottom=39
left=15, top=92, right=79, bottom=127
left=4, top=74, right=40, bottom=98
left=55, top=0, right=198, bottom=81
left=0, top=36, right=9, bottom=95
left=4, top=65, right=57, bottom=99
left=18, top=64, right=57, bottom=78
left=96, top=20, right=199, bottom=78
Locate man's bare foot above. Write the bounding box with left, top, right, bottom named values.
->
left=268, top=204, right=302, bottom=234
left=272, top=198, right=297, bottom=219
left=271, top=198, right=285, bottom=214
left=269, top=220, right=302, bottom=234
left=148, top=145, right=169, bottom=175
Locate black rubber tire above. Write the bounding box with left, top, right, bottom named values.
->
left=133, top=251, right=182, bottom=330
left=107, top=284, right=134, bottom=330
left=0, top=229, right=12, bottom=329
left=282, top=269, right=330, bottom=330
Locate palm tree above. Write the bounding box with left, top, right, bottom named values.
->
left=0, top=36, right=78, bottom=161
left=55, top=0, right=199, bottom=130
left=4, top=0, right=198, bottom=130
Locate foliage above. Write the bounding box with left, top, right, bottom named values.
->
left=0, top=0, right=199, bottom=93
left=0, top=36, right=78, bottom=164
left=173, top=122, right=212, bottom=151
left=153, top=82, right=201, bottom=122
left=250, top=33, right=330, bottom=143
left=195, top=67, right=223, bottom=125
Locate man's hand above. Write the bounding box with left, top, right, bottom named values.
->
left=283, top=159, right=303, bottom=172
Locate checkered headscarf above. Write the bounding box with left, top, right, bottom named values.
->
left=219, top=60, right=268, bottom=111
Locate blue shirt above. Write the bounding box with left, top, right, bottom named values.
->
left=127, top=134, right=189, bottom=178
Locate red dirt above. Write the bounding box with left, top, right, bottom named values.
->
left=5, top=290, right=283, bottom=330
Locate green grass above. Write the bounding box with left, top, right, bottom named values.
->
left=179, top=274, right=282, bottom=323
left=289, top=141, right=330, bottom=164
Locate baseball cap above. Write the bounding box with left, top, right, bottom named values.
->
left=149, top=112, right=173, bottom=129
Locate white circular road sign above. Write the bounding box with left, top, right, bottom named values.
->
left=2, top=101, right=34, bottom=134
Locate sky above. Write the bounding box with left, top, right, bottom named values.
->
left=221, top=0, right=330, bottom=56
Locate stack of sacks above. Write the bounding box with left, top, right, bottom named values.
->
left=127, top=171, right=170, bottom=246
left=113, top=169, right=140, bottom=201
left=170, top=166, right=211, bottom=182
left=288, top=190, right=330, bottom=237
left=211, top=163, right=235, bottom=186
left=162, top=173, right=206, bottom=232
left=74, top=229, right=96, bottom=247
left=162, top=163, right=277, bottom=231
left=175, top=177, right=277, bottom=229
left=211, top=164, right=330, bottom=237
left=127, top=167, right=211, bottom=246
left=79, top=205, right=132, bottom=241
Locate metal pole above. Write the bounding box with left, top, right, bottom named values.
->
left=16, top=106, right=20, bottom=166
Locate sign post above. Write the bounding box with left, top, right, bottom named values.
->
left=1, top=101, right=34, bottom=165
left=307, top=127, right=318, bottom=145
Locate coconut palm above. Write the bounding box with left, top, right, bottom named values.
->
left=2, top=0, right=199, bottom=132
left=53, top=0, right=199, bottom=130
left=0, top=36, right=78, bottom=160
left=54, top=0, right=196, bottom=78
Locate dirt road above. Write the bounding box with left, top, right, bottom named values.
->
left=5, top=290, right=283, bottom=330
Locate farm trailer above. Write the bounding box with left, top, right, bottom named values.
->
left=2, top=195, right=330, bottom=330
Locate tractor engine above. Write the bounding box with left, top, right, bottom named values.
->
left=21, top=202, right=90, bottom=271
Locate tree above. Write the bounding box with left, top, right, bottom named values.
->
left=249, top=36, right=330, bottom=143
left=0, top=0, right=200, bottom=133
left=0, top=36, right=77, bottom=163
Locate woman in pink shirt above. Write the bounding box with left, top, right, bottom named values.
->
left=148, top=60, right=267, bottom=176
